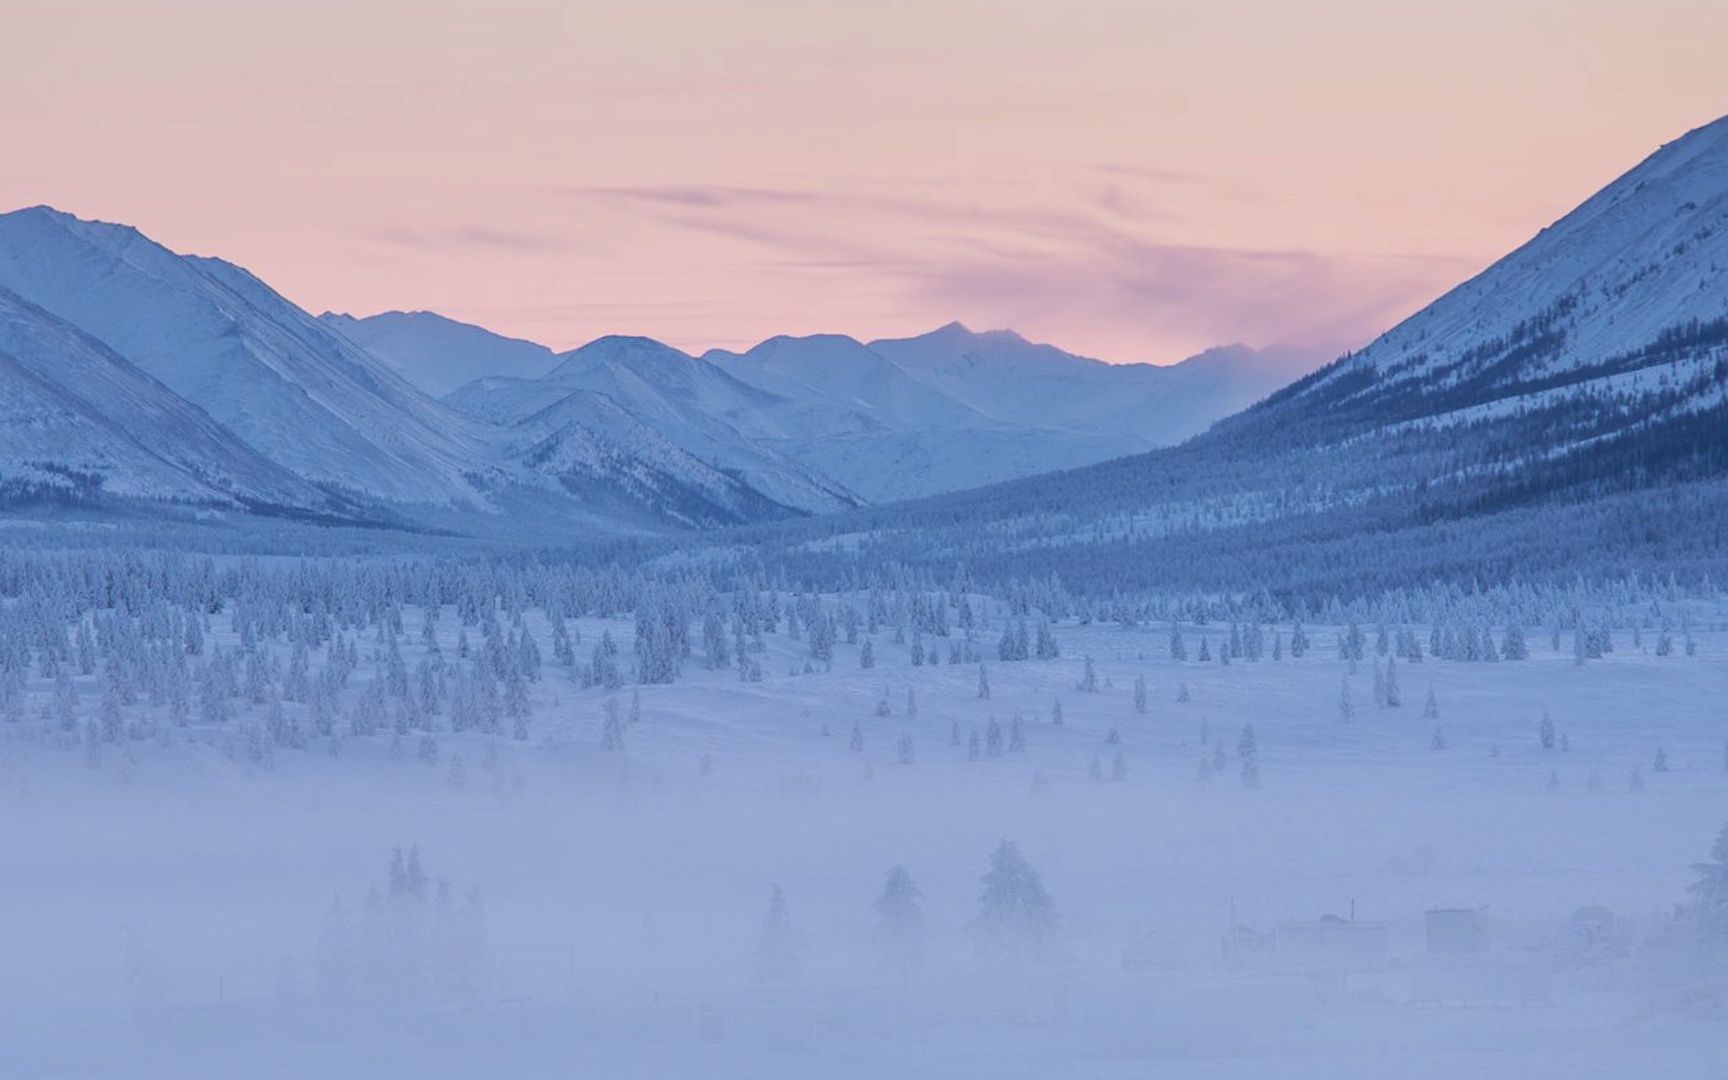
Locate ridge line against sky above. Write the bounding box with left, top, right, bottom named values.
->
left=3, top=0, right=1725, bottom=363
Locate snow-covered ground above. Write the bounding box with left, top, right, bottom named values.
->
left=2, top=611, right=1725, bottom=1079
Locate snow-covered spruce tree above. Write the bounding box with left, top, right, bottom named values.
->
left=1078, top=656, right=1098, bottom=693
left=754, top=883, right=800, bottom=984
left=1691, top=822, right=1728, bottom=957
left=977, top=664, right=990, bottom=699
left=1133, top=673, right=1147, bottom=715
left=872, top=866, right=926, bottom=981
left=1540, top=711, right=1557, bottom=751
left=972, top=841, right=1059, bottom=967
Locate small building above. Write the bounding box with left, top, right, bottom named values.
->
left=1426, top=907, right=1490, bottom=954
left=1275, top=914, right=1391, bottom=972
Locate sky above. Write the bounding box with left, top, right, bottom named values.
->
left=2, top=0, right=1726, bottom=363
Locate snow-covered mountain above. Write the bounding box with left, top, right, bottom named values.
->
left=867, top=323, right=1331, bottom=442
left=321, top=310, right=558, bottom=397
left=0, top=285, right=349, bottom=513
left=0, top=207, right=495, bottom=506
left=447, top=336, right=861, bottom=514
left=1248, top=114, right=1728, bottom=441
left=780, top=113, right=1728, bottom=597
left=0, top=207, right=845, bottom=531
left=698, top=325, right=1326, bottom=500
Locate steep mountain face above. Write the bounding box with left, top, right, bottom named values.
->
left=321, top=310, right=559, bottom=397
left=506, top=391, right=800, bottom=529
left=0, top=285, right=353, bottom=515
left=448, top=336, right=860, bottom=514
left=728, top=114, right=1728, bottom=600
left=0, top=207, right=494, bottom=506
left=1247, top=114, right=1728, bottom=447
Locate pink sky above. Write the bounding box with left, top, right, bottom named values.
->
left=3, top=0, right=1726, bottom=362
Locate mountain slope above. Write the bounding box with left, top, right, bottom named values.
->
left=704, top=333, right=988, bottom=429
left=0, top=207, right=494, bottom=505
left=701, top=325, right=1324, bottom=501
left=707, top=113, right=1728, bottom=601
left=0, top=285, right=355, bottom=515
left=321, top=310, right=558, bottom=397
left=868, top=323, right=1330, bottom=442
left=449, top=336, right=861, bottom=514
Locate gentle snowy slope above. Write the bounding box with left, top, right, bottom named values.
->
left=0, top=207, right=495, bottom=505
left=321, top=310, right=559, bottom=397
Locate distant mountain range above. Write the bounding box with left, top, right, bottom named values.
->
left=0, top=204, right=1317, bottom=533
left=6, top=110, right=1722, bottom=565
left=336, top=313, right=1328, bottom=503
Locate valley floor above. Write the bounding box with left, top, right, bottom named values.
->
left=2, top=613, right=1726, bottom=1079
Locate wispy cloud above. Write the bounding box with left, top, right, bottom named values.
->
left=560, top=181, right=1468, bottom=359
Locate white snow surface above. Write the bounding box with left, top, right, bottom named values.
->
left=3, top=610, right=1725, bottom=1079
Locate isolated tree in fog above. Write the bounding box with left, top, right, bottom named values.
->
left=754, top=883, right=800, bottom=983
left=1692, top=822, right=1728, bottom=954
left=1133, top=673, right=1147, bottom=715
left=872, top=866, right=926, bottom=980
left=315, top=893, right=355, bottom=1000
left=973, top=840, right=1059, bottom=966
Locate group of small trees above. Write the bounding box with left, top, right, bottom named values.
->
left=315, top=846, right=489, bottom=1004
left=754, top=841, right=1059, bottom=985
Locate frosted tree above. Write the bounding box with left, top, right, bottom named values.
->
left=860, top=639, right=875, bottom=669
left=1384, top=657, right=1401, bottom=707
left=1540, top=711, right=1556, bottom=751
left=1655, top=746, right=1670, bottom=773
left=871, top=866, right=925, bottom=981
left=1110, top=749, right=1127, bottom=782
left=1240, top=755, right=1261, bottom=788
left=315, top=893, right=355, bottom=1001
left=1078, top=656, right=1098, bottom=693
left=754, top=883, right=800, bottom=984
left=1423, top=687, right=1439, bottom=719
left=1691, top=822, right=1728, bottom=955
left=849, top=719, right=865, bottom=752
left=1133, top=674, right=1147, bottom=715
left=1430, top=726, right=1447, bottom=750
left=1009, top=715, right=1026, bottom=753
left=973, top=841, right=1059, bottom=966
left=977, top=664, right=990, bottom=699
left=896, top=732, right=915, bottom=765
left=1051, top=698, right=1064, bottom=726
left=600, top=699, right=625, bottom=752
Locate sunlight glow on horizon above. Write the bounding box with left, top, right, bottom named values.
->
left=3, top=0, right=1726, bottom=362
